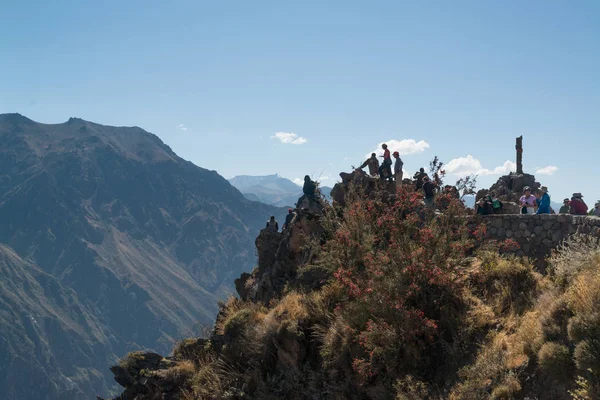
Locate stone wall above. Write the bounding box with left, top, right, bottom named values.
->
left=477, top=214, right=600, bottom=264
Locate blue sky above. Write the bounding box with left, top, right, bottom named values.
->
left=2, top=1, right=599, bottom=204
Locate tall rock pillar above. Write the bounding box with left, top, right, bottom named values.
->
left=516, top=136, right=523, bottom=174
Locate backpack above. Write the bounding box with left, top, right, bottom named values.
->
left=267, top=220, right=278, bottom=231
left=492, top=198, right=502, bottom=209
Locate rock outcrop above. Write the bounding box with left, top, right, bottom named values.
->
left=331, top=169, right=396, bottom=206
left=476, top=173, right=543, bottom=214
left=235, top=197, right=328, bottom=304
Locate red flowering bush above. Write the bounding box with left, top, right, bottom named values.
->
left=315, top=184, right=476, bottom=387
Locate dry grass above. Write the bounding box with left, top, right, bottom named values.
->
left=550, top=233, right=600, bottom=284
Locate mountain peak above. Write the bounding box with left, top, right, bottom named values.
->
left=0, top=112, right=34, bottom=124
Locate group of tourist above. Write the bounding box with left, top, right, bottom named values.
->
left=266, top=144, right=600, bottom=231
left=518, top=186, right=551, bottom=214
left=360, top=143, right=404, bottom=188
left=559, top=194, right=600, bottom=216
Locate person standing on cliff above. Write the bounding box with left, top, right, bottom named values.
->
left=378, top=144, right=392, bottom=180
left=393, top=151, right=403, bottom=188
left=303, top=175, right=317, bottom=199
left=266, top=216, right=279, bottom=232
left=283, top=208, right=296, bottom=231
left=413, top=168, right=427, bottom=190
left=519, top=187, right=537, bottom=214
left=359, top=153, right=380, bottom=177
left=559, top=198, right=570, bottom=214
left=570, top=193, right=588, bottom=215
left=536, top=186, right=551, bottom=214
left=422, top=176, right=436, bottom=208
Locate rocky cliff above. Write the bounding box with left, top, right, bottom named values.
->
left=104, top=169, right=600, bottom=400
left=0, top=113, right=284, bottom=399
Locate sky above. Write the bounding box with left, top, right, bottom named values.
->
left=1, top=0, right=599, bottom=204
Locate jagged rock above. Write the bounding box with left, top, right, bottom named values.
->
left=255, top=229, right=284, bottom=274
left=479, top=173, right=541, bottom=204
left=477, top=173, right=544, bottom=213
left=235, top=272, right=253, bottom=301
left=235, top=196, right=327, bottom=304
left=296, top=194, right=326, bottom=214
left=331, top=169, right=396, bottom=206
left=103, top=352, right=185, bottom=400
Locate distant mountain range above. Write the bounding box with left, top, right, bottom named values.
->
left=229, top=174, right=332, bottom=207
left=0, top=113, right=285, bottom=400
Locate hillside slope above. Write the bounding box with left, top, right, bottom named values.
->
left=108, top=170, right=600, bottom=400
left=0, top=113, right=284, bottom=399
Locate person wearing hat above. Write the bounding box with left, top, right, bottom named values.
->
left=570, top=193, right=588, bottom=215
left=536, top=186, right=551, bottom=214
left=393, top=151, right=404, bottom=188
left=519, top=186, right=537, bottom=214
left=559, top=198, right=571, bottom=214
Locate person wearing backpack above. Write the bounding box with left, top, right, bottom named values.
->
left=393, top=151, right=403, bottom=188
left=266, top=216, right=279, bottom=232
left=359, top=153, right=380, bottom=177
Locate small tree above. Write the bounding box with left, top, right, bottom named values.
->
left=429, top=156, right=446, bottom=187
left=456, top=174, right=478, bottom=200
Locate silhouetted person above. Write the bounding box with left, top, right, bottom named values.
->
left=378, top=144, right=392, bottom=180
left=393, top=151, right=403, bottom=188
left=303, top=175, right=317, bottom=198
left=359, top=153, right=380, bottom=176
left=413, top=168, right=427, bottom=190
left=422, top=176, right=435, bottom=208
left=266, top=216, right=279, bottom=232
left=283, top=208, right=296, bottom=230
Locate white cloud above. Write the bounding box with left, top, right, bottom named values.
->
left=177, top=124, right=188, bottom=131
left=293, top=178, right=303, bottom=186
left=445, top=155, right=516, bottom=176
left=271, top=132, right=308, bottom=145
left=536, top=165, right=558, bottom=175
left=366, top=139, right=430, bottom=159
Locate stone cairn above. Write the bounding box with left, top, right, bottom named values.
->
left=476, top=136, right=544, bottom=214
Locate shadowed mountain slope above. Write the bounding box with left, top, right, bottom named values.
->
left=0, top=113, right=284, bottom=399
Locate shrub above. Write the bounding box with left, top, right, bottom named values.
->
left=550, top=234, right=600, bottom=284
left=537, top=342, right=572, bottom=381
left=490, top=374, right=521, bottom=400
